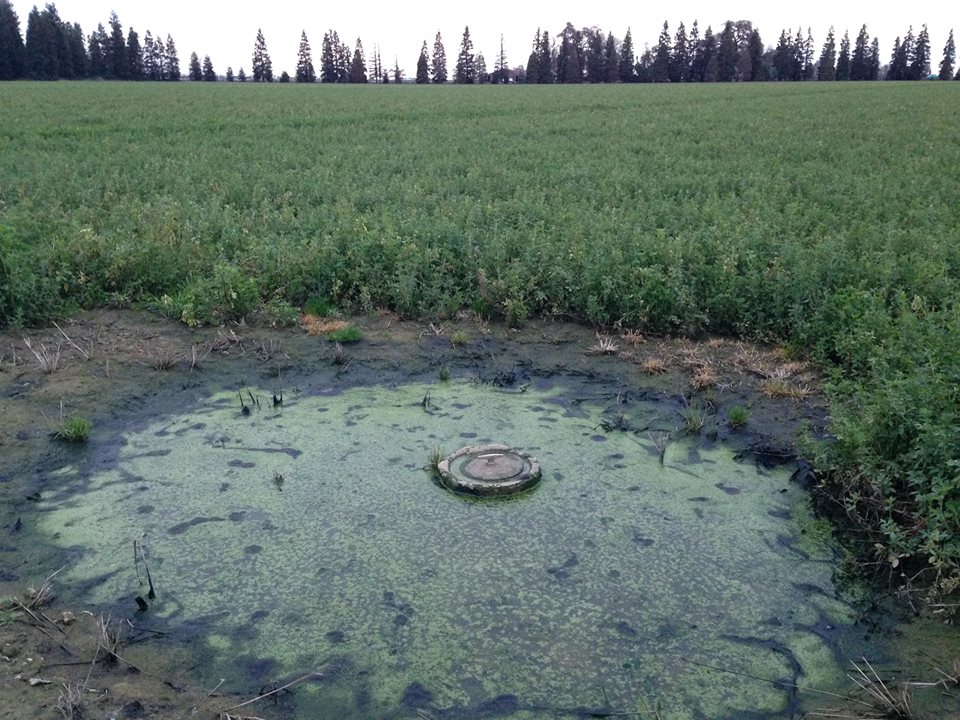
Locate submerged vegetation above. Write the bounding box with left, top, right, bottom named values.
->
left=0, top=81, right=958, bottom=598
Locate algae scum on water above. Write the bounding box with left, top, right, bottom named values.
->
left=37, top=379, right=860, bottom=719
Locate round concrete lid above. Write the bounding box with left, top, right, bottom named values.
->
left=436, top=444, right=542, bottom=497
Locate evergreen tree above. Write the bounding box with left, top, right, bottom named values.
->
left=818, top=27, right=836, bottom=81
left=126, top=28, right=142, bottom=79
left=910, top=24, right=930, bottom=80
left=493, top=34, right=508, bottom=83
left=0, top=0, right=25, bottom=80
left=431, top=31, right=447, bottom=83
left=24, top=6, right=58, bottom=79
left=887, top=36, right=908, bottom=80
left=454, top=26, right=475, bottom=83
left=716, top=21, right=737, bottom=81
left=62, top=21, right=86, bottom=78
left=164, top=34, right=180, bottom=80
left=940, top=30, right=956, bottom=80
left=869, top=37, right=880, bottom=80
left=371, top=44, right=382, bottom=84
left=792, top=28, right=806, bottom=80
left=349, top=38, right=366, bottom=83
left=745, top=28, right=765, bottom=81
left=695, top=26, right=717, bottom=81
left=202, top=55, right=215, bottom=81
left=836, top=30, right=851, bottom=80
left=225, top=65, right=234, bottom=81
left=252, top=28, right=272, bottom=82
left=686, top=21, right=700, bottom=81
left=320, top=31, right=336, bottom=82
left=670, top=22, right=688, bottom=82
left=555, top=22, right=582, bottom=83
left=604, top=32, right=619, bottom=82
left=104, top=11, right=126, bottom=79
left=803, top=29, right=815, bottom=79
left=618, top=27, right=635, bottom=82
left=142, top=30, right=159, bottom=80
left=416, top=40, right=429, bottom=83
left=392, top=57, right=403, bottom=83
left=652, top=21, right=670, bottom=82
left=850, top=25, right=870, bottom=80
left=237, top=66, right=246, bottom=81
left=538, top=29, right=554, bottom=83
left=584, top=27, right=605, bottom=83
left=189, top=51, right=201, bottom=81
left=525, top=50, right=538, bottom=83
left=635, top=48, right=654, bottom=82
left=296, top=30, right=315, bottom=82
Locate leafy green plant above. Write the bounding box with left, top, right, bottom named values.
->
left=55, top=415, right=92, bottom=443
left=303, top=295, right=334, bottom=317
left=326, top=325, right=362, bottom=343
left=450, top=330, right=469, bottom=347
left=680, top=398, right=710, bottom=434
left=727, top=405, right=749, bottom=429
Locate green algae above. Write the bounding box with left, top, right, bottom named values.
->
left=36, top=380, right=863, bottom=718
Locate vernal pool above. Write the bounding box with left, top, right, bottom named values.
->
left=37, top=379, right=868, bottom=719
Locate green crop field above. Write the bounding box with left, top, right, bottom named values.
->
left=1, top=81, right=959, bottom=595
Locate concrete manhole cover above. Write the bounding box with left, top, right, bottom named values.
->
left=437, top=444, right=542, bottom=496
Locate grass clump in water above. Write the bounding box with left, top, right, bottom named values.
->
left=55, top=415, right=92, bottom=443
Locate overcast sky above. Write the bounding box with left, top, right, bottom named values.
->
left=12, top=2, right=958, bottom=76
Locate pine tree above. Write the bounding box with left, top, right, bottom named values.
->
left=686, top=21, right=700, bottom=81
left=716, top=21, right=737, bottom=81
left=745, top=29, right=765, bottom=81
left=431, top=31, right=447, bottom=83
left=416, top=40, right=429, bottom=83
left=493, top=34, right=508, bottom=83
left=636, top=48, right=654, bottom=82
left=604, top=32, right=618, bottom=83
left=652, top=21, right=670, bottom=82
left=24, top=6, right=59, bottom=79
left=164, top=34, right=180, bottom=81
left=584, top=27, right=604, bottom=83
left=868, top=37, right=880, bottom=80
left=887, top=36, right=908, bottom=80
left=836, top=30, right=850, bottom=80
left=296, top=30, right=315, bottom=82
left=371, top=44, right=382, bottom=84
left=850, top=25, right=870, bottom=81
left=349, top=38, right=366, bottom=83
left=454, top=26, right=475, bottom=83
left=555, top=23, right=582, bottom=83
left=0, top=0, right=25, bottom=80
left=910, top=24, right=930, bottom=80
left=670, top=22, right=688, bottom=82
left=392, top=57, right=403, bottom=83
left=126, top=28, right=142, bottom=79
left=279, top=71, right=290, bottom=83
left=237, top=66, right=246, bottom=82
left=252, top=28, right=272, bottom=82
left=618, top=27, right=635, bottom=82
left=694, top=26, right=717, bottom=81
left=142, top=30, right=160, bottom=80
left=202, top=55, right=215, bottom=81
left=103, top=11, right=125, bottom=79
left=792, top=28, right=806, bottom=80
left=818, top=27, right=836, bottom=81
left=188, top=51, right=201, bottom=81
left=525, top=50, right=538, bottom=83
left=538, top=29, right=554, bottom=83
left=940, top=30, right=956, bottom=80
left=225, top=65, right=234, bottom=81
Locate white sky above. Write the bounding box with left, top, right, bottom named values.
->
left=12, top=2, right=958, bottom=75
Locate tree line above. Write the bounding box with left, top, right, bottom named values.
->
left=1, top=3, right=957, bottom=83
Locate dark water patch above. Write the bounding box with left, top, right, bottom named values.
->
left=219, top=483, right=230, bottom=493
left=768, top=508, right=791, bottom=520
left=590, top=434, right=607, bottom=442
left=792, top=582, right=831, bottom=598
left=127, top=449, right=172, bottom=459
left=476, top=694, right=520, bottom=717
left=553, top=471, right=564, bottom=481
left=459, top=432, right=478, bottom=439
left=228, top=460, right=256, bottom=469
left=236, top=655, right=277, bottom=683
left=244, top=544, right=262, bottom=555
left=715, top=482, right=741, bottom=495
left=694, top=508, right=704, bottom=519
left=175, top=422, right=207, bottom=437
left=168, top=516, right=225, bottom=535
left=231, top=623, right=259, bottom=641
left=251, top=609, right=269, bottom=622
left=451, top=402, right=471, bottom=410
left=614, top=620, right=638, bottom=637
left=325, top=630, right=346, bottom=644
left=773, top=533, right=810, bottom=561
left=229, top=511, right=246, bottom=522
left=630, top=530, right=655, bottom=547
left=136, top=505, right=154, bottom=514
left=688, top=496, right=711, bottom=502
left=547, top=553, right=578, bottom=579
left=402, top=682, right=433, bottom=708
left=0, top=569, right=20, bottom=581
left=608, top=569, right=621, bottom=579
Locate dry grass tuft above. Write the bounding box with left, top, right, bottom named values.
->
left=145, top=346, right=181, bottom=371
left=640, top=357, right=669, bottom=375
left=586, top=334, right=620, bottom=355
left=56, top=682, right=85, bottom=720
left=300, top=315, right=348, bottom=336
left=762, top=379, right=811, bottom=400
left=22, top=338, right=62, bottom=373
left=689, top=365, right=719, bottom=390
left=619, top=329, right=646, bottom=346
left=212, top=329, right=245, bottom=354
